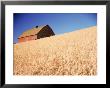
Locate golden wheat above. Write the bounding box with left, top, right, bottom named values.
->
left=14, top=26, right=97, bottom=76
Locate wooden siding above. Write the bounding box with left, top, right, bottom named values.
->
left=18, top=35, right=37, bottom=43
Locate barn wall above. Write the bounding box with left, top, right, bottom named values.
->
left=28, top=35, right=37, bottom=40
left=18, top=37, right=25, bottom=42
left=37, top=26, right=55, bottom=39
left=18, top=35, right=37, bottom=43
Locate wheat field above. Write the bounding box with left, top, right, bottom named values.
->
left=14, top=26, right=97, bottom=76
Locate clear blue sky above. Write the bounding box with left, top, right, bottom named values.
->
left=14, top=13, right=97, bottom=43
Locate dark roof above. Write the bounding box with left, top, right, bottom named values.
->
left=18, top=25, right=47, bottom=38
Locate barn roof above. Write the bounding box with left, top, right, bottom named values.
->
left=18, top=25, right=47, bottom=38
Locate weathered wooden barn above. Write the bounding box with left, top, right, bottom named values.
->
left=18, top=25, right=55, bottom=43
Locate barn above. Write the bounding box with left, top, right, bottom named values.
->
left=18, top=25, right=55, bottom=43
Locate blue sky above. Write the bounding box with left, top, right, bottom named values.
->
left=14, top=13, right=97, bottom=43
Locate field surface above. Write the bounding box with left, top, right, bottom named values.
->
left=14, top=26, right=97, bottom=75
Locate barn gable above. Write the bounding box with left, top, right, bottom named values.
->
left=37, top=25, right=55, bottom=39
